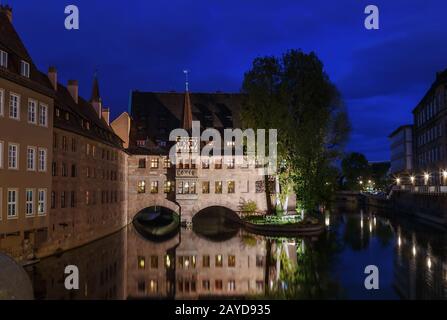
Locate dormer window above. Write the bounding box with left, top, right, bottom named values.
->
left=0, top=50, right=7, bottom=68
left=20, top=60, right=30, bottom=78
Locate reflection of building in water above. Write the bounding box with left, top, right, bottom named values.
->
left=126, top=227, right=267, bottom=299
left=25, top=228, right=126, bottom=299
left=394, top=227, right=447, bottom=299
left=126, top=225, right=179, bottom=299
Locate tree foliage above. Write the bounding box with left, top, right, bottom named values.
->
left=241, top=50, right=350, bottom=212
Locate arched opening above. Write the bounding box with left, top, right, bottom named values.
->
left=192, top=206, right=241, bottom=241
left=133, top=206, right=180, bottom=242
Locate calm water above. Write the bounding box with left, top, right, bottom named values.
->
left=21, top=210, right=447, bottom=300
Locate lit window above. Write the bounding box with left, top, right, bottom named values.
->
left=25, top=189, right=34, bottom=216
left=227, top=181, right=235, bottom=193
left=215, top=255, right=223, bottom=267
left=164, top=181, right=173, bottom=193
left=138, top=256, right=145, bottom=269
left=0, top=50, right=8, bottom=68
left=227, top=158, right=235, bottom=169
left=202, top=158, right=210, bottom=169
left=228, top=255, right=236, bottom=267
left=9, top=93, right=20, bottom=120
left=137, top=180, right=146, bottom=193
left=150, top=181, right=158, bottom=194
left=163, top=157, right=171, bottom=168
left=202, top=280, right=210, bottom=291
left=202, top=181, right=210, bottom=194
left=215, top=181, right=222, bottom=194
left=214, top=158, right=222, bottom=169
left=150, top=158, right=159, bottom=169
left=27, top=99, right=36, bottom=124
left=20, top=60, right=30, bottom=78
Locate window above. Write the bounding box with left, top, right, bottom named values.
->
left=138, top=158, right=146, bottom=168
left=151, top=255, right=159, bottom=268
left=228, top=181, right=235, bottom=193
left=62, top=136, right=68, bottom=151
left=28, top=99, right=36, bottom=124
left=52, top=162, right=57, bottom=176
left=61, top=192, right=66, bottom=208
left=0, top=141, right=3, bottom=168
left=38, top=189, right=46, bottom=215
left=202, top=158, right=210, bottom=169
left=86, top=143, right=90, bottom=156
left=38, top=148, right=47, bottom=172
left=150, top=181, right=159, bottom=194
left=164, top=181, right=173, bottom=193
left=203, top=255, right=210, bottom=268
left=138, top=256, right=145, bottom=269
left=85, top=191, right=90, bottom=205
left=163, top=157, right=171, bottom=168
left=8, top=143, right=18, bottom=169
left=227, top=280, right=236, bottom=291
left=70, top=191, right=76, bottom=208
left=0, top=50, right=7, bottom=68
left=215, top=280, right=223, bottom=290
left=227, top=158, right=235, bottom=169
left=215, top=181, right=222, bottom=194
left=228, top=255, right=236, bottom=267
left=137, top=180, right=146, bottom=194
left=53, top=133, right=58, bottom=149
left=0, top=88, right=4, bottom=116
left=71, top=164, right=77, bottom=177
left=7, top=189, right=18, bottom=218
left=256, top=255, right=264, bottom=267
left=51, top=191, right=56, bottom=209
left=20, top=60, right=30, bottom=78
left=39, top=104, right=48, bottom=126
left=177, top=181, right=196, bottom=194
left=25, top=189, right=34, bottom=216
left=202, top=181, right=210, bottom=194
left=27, top=147, right=36, bottom=171
left=9, top=93, right=20, bottom=120
left=214, top=158, right=222, bottom=169
left=202, top=280, right=210, bottom=291
left=150, top=158, right=159, bottom=169
left=71, top=138, right=77, bottom=152
left=215, top=255, right=223, bottom=267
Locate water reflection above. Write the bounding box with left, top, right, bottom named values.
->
left=20, top=211, right=447, bottom=300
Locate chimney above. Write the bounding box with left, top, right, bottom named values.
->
left=47, top=66, right=57, bottom=91
left=102, top=108, right=110, bottom=125
left=0, top=5, right=13, bottom=23
left=67, top=80, right=78, bottom=104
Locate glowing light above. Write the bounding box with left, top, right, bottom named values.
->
left=360, top=219, right=364, bottom=229
left=427, top=257, right=432, bottom=269
left=373, top=217, right=376, bottom=226
left=325, top=215, right=330, bottom=227
left=185, top=259, right=190, bottom=268
left=412, top=245, right=417, bottom=257
left=396, top=178, right=401, bottom=185
left=359, top=181, right=363, bottom=185
left=397, top=236, right=402, bottom=247
left=368, top=180, right=372, bottom=184
left=443, top=171, right=447, bottom=179
left=410, top=176, right=415, bottom=184
left=165, top=255, right=171, bottom=268
left=369, top=222, right=372, bottom=233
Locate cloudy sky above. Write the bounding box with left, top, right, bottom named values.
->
left=8, top=0, right=447, bottom=161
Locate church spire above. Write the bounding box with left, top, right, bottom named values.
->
left=182, top=70, right=192, bottom=131
left=90, top=70, right=101, bottom=103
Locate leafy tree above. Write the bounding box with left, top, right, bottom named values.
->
left=341, top=152, right=369, bottom=190
left=242, top=50, right=350, bottom=212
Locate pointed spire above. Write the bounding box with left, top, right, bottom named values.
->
left=182, top=70, right=192, bottom=131
left=90, top=70, right=101, bottom=103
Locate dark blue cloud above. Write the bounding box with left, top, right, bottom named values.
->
left=7, top=0, right=447, bottom=161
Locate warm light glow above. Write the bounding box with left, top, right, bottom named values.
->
left=410, top=176, right=415, bottom=184
left=412, top=245, right=417, bottom=256
left=359, top=181, right=363, bottom=185
left=398, top=236, right=402, bottom=247
left=185, top=259, right=190, bottom=267
left=325, top=216, right=330, bottom=227
left=373, top=217, right=376, bottom=226
left=396, top=178, right=401, bottom=185
left=369, top=222, right=372, bottom=233
left=427, top=257, right=432, bottom=269
left=166, top=255, right=171, bottom=268
left=424, top=173, right=430, bottom=180
left=360, top=219, right=364, bottom=229
left=443, top=171, right=447, bottom=179
left=368, top=180, right=372, bottom=184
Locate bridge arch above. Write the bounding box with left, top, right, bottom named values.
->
left=128, top=197, right=180, bottom=222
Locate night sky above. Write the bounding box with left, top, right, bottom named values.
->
left=7, top=0, right=447, bottom=161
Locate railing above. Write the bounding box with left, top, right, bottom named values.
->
left=176, top=169, right=198, bottom=177
left=393, top=185, right=447, bottom=194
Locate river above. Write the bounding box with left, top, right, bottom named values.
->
left=21, top=210, right=447, bottom=299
